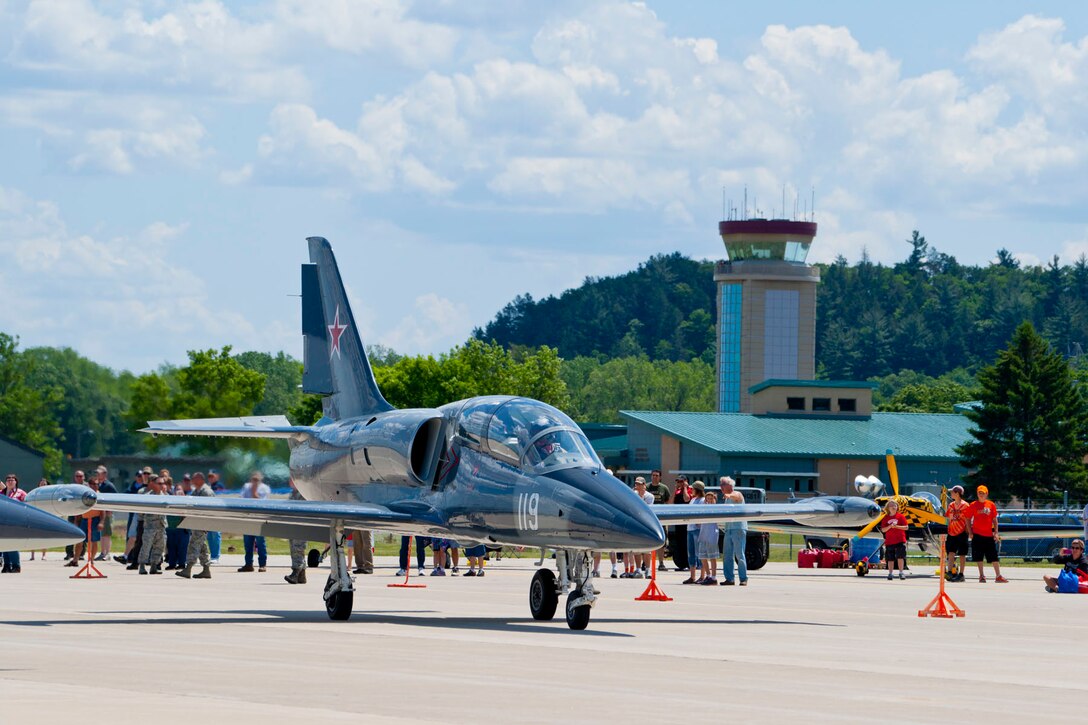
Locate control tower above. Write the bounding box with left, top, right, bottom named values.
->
left=715, top=219, right=820, bottom=412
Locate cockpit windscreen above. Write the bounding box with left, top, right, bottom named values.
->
left=484, top=398, right=600, bottom=473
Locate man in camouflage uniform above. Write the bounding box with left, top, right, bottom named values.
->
left=177, top=471, right=214, bottom=579
left=138, top=476, right=167, bottom=575
left=285, top=480, right=308, bottom=584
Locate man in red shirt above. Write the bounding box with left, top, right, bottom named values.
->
left=880, top=500, right=910, bottom=580
left=967, top=485, right=1007, bottom=583
left=944, top=485, right=970, bottom=582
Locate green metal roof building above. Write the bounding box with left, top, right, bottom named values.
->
left=619, top=381, right=973, bottom=499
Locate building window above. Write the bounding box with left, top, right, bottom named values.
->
left=719, top=283, right=743, bottom=412
left=812, top=397, right=831, bottom=412
left=749, top=478, right=756, bottom=486
left=838, top=398, right=857, bottom=412
left=786, top=397, right=805, bottom=411
left=763, top=290, right=799, bottom=380
left=807, top=478, right=815, bottom=491
left=634, top=447, right=649, bottom=463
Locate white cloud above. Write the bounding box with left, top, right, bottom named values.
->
left=380, top=293, right=471, bottom=354
left=275, top=0, right=458, bottom=67
left=12, top=0, right=309, bottom=100
left=0, top=92, right=210, bottom=174
left=255, top=103, right=454, bottom=193
left=968, top=15, right=1088, bottom=117
left=0, top=186, right=278, bottom=372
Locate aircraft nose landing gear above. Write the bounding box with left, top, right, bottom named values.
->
left=323, top=526, right=355, bottom=620
left=529, top=550, right=596, bottom=630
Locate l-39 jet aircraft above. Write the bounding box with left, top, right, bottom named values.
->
left=29, top=238, right=879, bottom=629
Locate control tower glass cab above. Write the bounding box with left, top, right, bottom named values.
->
left=714, top=219, right=820, bottom=413
left=720, top=219, right=816, bottom=263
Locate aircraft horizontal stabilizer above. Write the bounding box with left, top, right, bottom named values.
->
left=141, top=416, right=314, bottom=441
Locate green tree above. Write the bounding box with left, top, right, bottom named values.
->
left=563, top=356, right=714, bottom=423
left=957, top=322, right=1088, bottom=501
left=0, top=333, right=63, bottom=475
left=878, top=380, right=977, bottom=413
left=129, top=347, right=267, bottom=454
left=373, top=341, right=570, bottom=411
left=234, top=351, right=304, bottom=416
left=24, top=346, right=139, bottom=457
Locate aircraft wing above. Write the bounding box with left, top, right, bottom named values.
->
left=653, top=497, right=879, bottom=529
left=26, top=486, right=445, bottom=541
left=747, top=522, right=871, bottom=539
left=141, top=416, right=315, bottom=441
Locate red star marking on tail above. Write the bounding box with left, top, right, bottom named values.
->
left=328, top=305, right=349, bottom=359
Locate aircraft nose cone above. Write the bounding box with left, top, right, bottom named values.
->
left=622, top=498, right=667, bottom=550
left=0, top=496, right=87, bottom=548
left=842, top=497, right=883, bottom=525
left=545, top=468, right=666, bottom=550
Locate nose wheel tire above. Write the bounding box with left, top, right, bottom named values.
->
left=529, top=569, right=559, bottom=620
left=326, top=590, right=353, bottom=620
left=307, top=548, right=322, bottom=568
left=565, top=590, right=591, bottom=631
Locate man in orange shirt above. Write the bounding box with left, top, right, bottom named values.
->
left=944, top=485, right=970, bottom=582
left=967, top=485, right=1007, bottom=583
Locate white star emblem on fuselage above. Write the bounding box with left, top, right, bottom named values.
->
left=328, top=305, right=349, bottom=359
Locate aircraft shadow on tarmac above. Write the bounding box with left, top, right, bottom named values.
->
left=3, top=610, right=842, bottom=635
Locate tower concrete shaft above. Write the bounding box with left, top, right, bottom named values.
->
left=715, top=219, right=819, bottom=413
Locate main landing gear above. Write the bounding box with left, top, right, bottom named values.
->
left=529, top=550, right=596, bottom=630
left=323, top=525, right=354, bottom=620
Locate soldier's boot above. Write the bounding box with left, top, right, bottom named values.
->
left=149, top=563, right=161, bottom=575
left=297, top=568, right=306, bottom=584
left=193, top=565, right=212, bottom=579
left=139, top=564, right=148, bottom=575
left=175, top=565, right=193, bottom=579
left=284, top=569, right=300, bottom=584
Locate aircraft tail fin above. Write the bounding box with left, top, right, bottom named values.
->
left=301, top=237, right=394, bottom=420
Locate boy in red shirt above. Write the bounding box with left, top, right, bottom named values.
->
left=880, top=500, right=909, bottom=580
left=944, top=485, right=970, bottom=582
left=967, top=485, right=1007, bottom=583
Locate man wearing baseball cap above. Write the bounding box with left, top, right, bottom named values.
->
left=944, top=485, right=970, bottom=582
left=967, top=485, right=1007, bottom=583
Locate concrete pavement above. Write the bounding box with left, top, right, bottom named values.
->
left=1, top=555, right=1083, bottom=723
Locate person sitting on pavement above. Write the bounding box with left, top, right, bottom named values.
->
left=1043, top=539, right=1088, bottom=593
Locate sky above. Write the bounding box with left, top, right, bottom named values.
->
left=1, top=1, right=1087, bottom=374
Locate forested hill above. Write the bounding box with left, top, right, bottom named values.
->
left=474, top=253, right=719, bottom=364
left=475, top=235, right=1088, bottom=379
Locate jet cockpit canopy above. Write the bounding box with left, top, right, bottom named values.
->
left=453, top=396, right=600, bottom=474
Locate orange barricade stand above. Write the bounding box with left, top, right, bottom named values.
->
left=918, top=536, right=963, bottom=618
left=388, top=536, right=426, bottom=589
left=71, top=515, right=106, bottom=579
left=635, top=551, right=672, bottom=602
